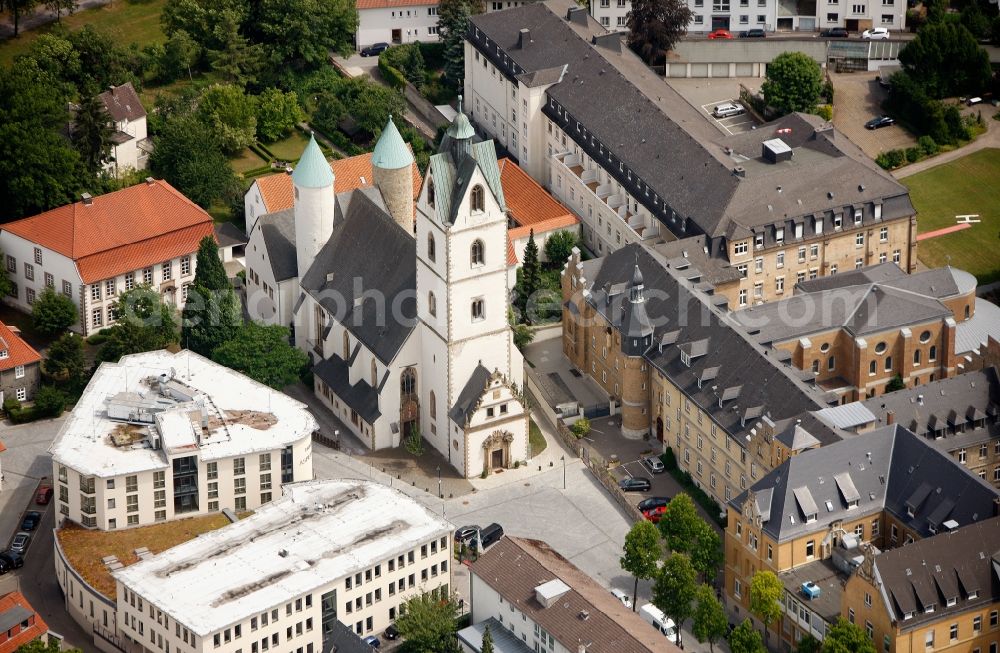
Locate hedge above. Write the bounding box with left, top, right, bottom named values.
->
left=661, top=447, right=726, bottom=526
left=378, top=57, right=408, bottom=90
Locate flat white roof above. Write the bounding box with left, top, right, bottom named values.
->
left=49, top=350, right=317, bottom=477
left=114, top=480, right=453, bottom=636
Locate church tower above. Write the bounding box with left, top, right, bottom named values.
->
left=292, top=134, right=335, bottom=279
left=620, top=264, right=653, bottom=439
left=372, top=116, right=415, bottom=234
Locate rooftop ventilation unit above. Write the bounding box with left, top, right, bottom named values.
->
left=762, top=139, right=792, bottom=164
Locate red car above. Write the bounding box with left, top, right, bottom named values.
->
left=708, top=29, right=734, bottom=39
left=35, top=485, right=53, bottom=505
left=643, top=505, right=669, bottom=523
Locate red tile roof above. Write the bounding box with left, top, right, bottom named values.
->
left=0, top=592, right=47, bottom=653
left=3, top=180, right=214, bottom=284
left=255, top=151, right=423, bottom=214
left=0, top=322, right=41, bottom=372
left=499, top=158, right=577, bottom=230
left=507, top=239, right=518, bottom=266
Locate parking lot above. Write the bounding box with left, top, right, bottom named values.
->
left=699, top=100, right=758, bottom=135
left=667, top=77, right=764, bottom=136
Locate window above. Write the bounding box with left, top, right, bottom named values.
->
left=775, top=277, right=784, bottom=294
left=92, top=308, right=103, bottom=328
left=428, top=292, right=436, bottom=317
left=44, top=272, right=53, bottom=288
left=755, top=257, right=764, bottom=274
left=776, top=251, right=785, bottom=268
left=427, top=233, right=436, bottom=262
left=806, top=540, right=815, bottom=558
left=24, top=263, right=33, bottom=281
left=16, top=387, right=26, bottom=401
left=207, top=462, right=218, bottom=480
left=234, top=458, right=246, bottom=475
left=470, top=185, right=485, bottom=212
left=471, top=240, right=484, bottom=266
left=143, top=267, right=153, bottom=284
left=62, top=280, right=72, bottom=296
left=929, top=345, right=937, bottom=361
left=885, top=356, right=892, bottom=372
left=162, top=262, right=172, bottom=281
left=124, top=272, right=135, bottom=291
left=472, top=299, right=484, bottom=321
left=14, top=365, right=24, bottom=379
left=734, top=241, right=749, bottom=255
left=739, top=289, right=747, bottom=307
left=180, top=256, right=191, bottom=276
left=856, top=232, right=865, bottom=247
left=5, top=256, right=13, bottom=273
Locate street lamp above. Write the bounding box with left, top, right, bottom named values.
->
left=561, top=455, right=566, bottom=490
left=436, top=465, right=442, bottom=498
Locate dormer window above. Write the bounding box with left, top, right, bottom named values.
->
left=755, top=233, right=764, bottom=249
left=0, top=349, right=7, bottom=359
left=854, top=209, right=863, bottom=225
left=924, top=603, right=935, bottom=614
left=946, top=597, right=957, bottom=607
left=775, top=227, right=784, bottom=243
left=968, top=591, right=978, bottom=600
left=681, top=351, right=691, bottom=367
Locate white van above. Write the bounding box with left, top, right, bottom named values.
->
left=712, top=102, right=745, bottom=118
left=639, top=603, right=677, bottom=639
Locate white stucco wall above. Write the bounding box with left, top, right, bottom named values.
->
left=357, top=5, right=440, bottom=49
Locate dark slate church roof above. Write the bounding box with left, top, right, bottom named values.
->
left=450, top=364, right=492, bottom=425
left=257, top=209, right=298, bottom=282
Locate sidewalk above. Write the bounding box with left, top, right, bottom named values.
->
left=0, top=0, right=108, bottom=40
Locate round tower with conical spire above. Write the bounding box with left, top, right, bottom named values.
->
left=372, top=116, right=415, bottom=235
left=293, top=133, right=336, bottom=279
left=620, top=261, right=653, bottom=439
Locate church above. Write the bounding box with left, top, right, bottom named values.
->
left=245, top=109, right=529, bottom=478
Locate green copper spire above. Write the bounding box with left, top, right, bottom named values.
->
left=372, top=116, right=414, bottom=170
left=292, top=133, right=334, bottom=189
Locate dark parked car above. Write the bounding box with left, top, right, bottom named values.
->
left=472, top=523, right=504, bottom=551
left=0, top=552, right=23, bottom=570
left=820, top=27, right=850, bottom=37
left=384, top=625, right=399, bottom=641
left=35, top=485, right=53, bottom=505
left=618, top=477, right=652, bottom=492
left=360, top=42, right=389, bottom=57
left=454, top=525, right=480, bottom=544
left=0, top=558, right=9, bottom=575
left=638, top=496, right=671, bottom=511
left=10, top=533, right=29, bottom=555
left=362, top=635, right=381, bottom=648
left=21, top=511, right=41, bottom=531
left=865, top=115, right=895, bottom=129
left=740, top=28, right=766, bottom=37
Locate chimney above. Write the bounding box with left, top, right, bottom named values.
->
left=81, top=192, right=93, bottom=206
left=518, top=28, right=532, bottom=48
left=733, top=166, right=746, bottom=178
left=886, top=410, right=895, bottom=425
left=145, top=177, right=155, bottom=185
left=578, top=646, right=587, bottom=653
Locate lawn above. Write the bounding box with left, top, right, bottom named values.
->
left=906, top=148, right=1000, bottom=284
left=265, top=131, right=311, bottom=162
left=0, top=0, right=168, bottom=67
left=231, top=148, right=269, bottom=175
left=529, top=418, right=547, bottom=457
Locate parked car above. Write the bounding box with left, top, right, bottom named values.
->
left=639, top=603, right=677, bottom=639
left=642, top=456, right=665, bottom=474
left=20, top=511, right=41, bottom=532
left=820, top=27, right=849, bottom=37
left=35, top=485, right=52, bottom=505
left=454, top=525, right=480, bottom=544
left=0, top=558, right=9, bottom=575
left=610, top=588, right=633, bottom=609
left=360, top=42, right=389, bottom=57
left=707, top=29, right=734, bottom=39
left=384, top=625, right=399, bottom=641
left=642, top=505, right=669, bottom=523
left=0, top=552, right=23, bottom=570
left=638, top=496, right=671, bottom=511
left=362, top=635, right=380, bottom=648
left=619, top=477, right=652, bottom=492
left=966, top=96, right=983, bottom=106
left=739, top=28, right=766, bottom=37
left=9, top=533, right=29, bottom=555
left=863, top=27, right=890, bottom=39
left=472, top=523, right=504, bottom=551
left=712, top=102, right=745, bottom=118
left=865, top=115, right=895, bottom=129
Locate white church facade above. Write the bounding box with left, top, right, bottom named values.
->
left=245, top=113, right=529, bottom=478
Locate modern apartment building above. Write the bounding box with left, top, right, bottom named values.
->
left=465, top=0, right=916, bottom=305
left=813, top=366, right=1000, bottom=488
left=0, top=179, right=214, bottom=336
left=561, top=242, right=843, bottom=507
left=734, top=263, right=977, bottom=402
left=724, top=424, right=1000, bottom=647
left=113, top=480, right=453, bottom=652
left=464, top=536, right=676, bottom=652
left=48, top=349, right=316, bottom=530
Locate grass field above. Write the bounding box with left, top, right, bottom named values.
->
left=0, top=0, right=167, bottom=67
left=906, top=148, right=1000, bottom=284
left=266, top=131, right=311, bottom=162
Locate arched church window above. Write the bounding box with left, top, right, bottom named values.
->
left=470, top=185, right=485, bottom=212
left=427, top=232, right=436, bottom=262
left=371, top=359, right=378, bottom=386
left=428, top=291, right=437, bottom=317
left=429, top=391, right=437, bottom=420
left=342, top=331, right=349, bottom=359
left=401, top=368, right=416, bottom=396
left=471, top=239, right=485, bottom=266
left=428, top=180, right=435, bottom=208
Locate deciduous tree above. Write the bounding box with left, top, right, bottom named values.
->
left=395, top=593, right=461, bottom=653
left=748, top=570, right=784, bottom=631
left=657, top=492, right=701, bottom=553
left=43, top=332, right=86, bottom=384
left=692, top=584, right=728, bottom=653
left=543, top=230, right=578, bottom=267
left=626, top=0, right=693, bottom=65
left=98, top=286, right=179, bottom=362
left=652, top=553, right=697, bottom=647
left=32, top=287, right=79, bottom=335
left=197, top=84, right=258, bottom=153
left=150, top=113, right=239, bottom=209
left=46, top=0, right=75, bottom=22
left=620, top=520, right=661, bottom=611
left=899, top=22, right=991, bottom=98
left=256, top=88, right=304, bottom=142
left=728, top=618, right=765, bottom=653
left=246, top=0, right=357, bottom=72
left=0, top=0, right=40, bottom=37
left=822, top=618, right=877, bottom=653
left=761, top=51, right=823, bottom=115
left=211, top=323, right=306, bottom=389
left=689, top=519, right=723, bottom=581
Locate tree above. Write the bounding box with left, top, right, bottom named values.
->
left=197, top=84, right=258, bottom=153
left=822, top=618, right=877, bottom=653
left=692, top=584, right=728, bottom=653
left=748, top=570, right=783, bottom=632
left=657, top=492, right=701, bottom=553
left=0, top=252, right=13, bottom=299
left=34, top=385, right=67, bottom=417
left=761, top=51, right=823, bottom=115
left=543, top=230, right=578, bottom=267
left=394, top=593, right=461, bottom=653
left=439, top=0, right=482, bottom=84
left=0, top=59, right=87, bottom=219
left=886, top=374, right=905, bottom=392
left=32, top=288, right=79, bottom=335
left=161, top=30, right=201, bottom=82
left=620, top=520, right=661, bottom=611
left=181, top=236, right=241, bottom=357
left=0, top=0, right=40, bottom=37
left=626, top=0, right=693, bottom=65
left=335, top=76, right=406, bottom=136
left=569, top=417, right=590, bottom=438
left=246, top=0, right=358, bottom=74
left=729, top=618, right=765, bottom=653
left=209, top=13, right=265, bottom=87
left=16, top=639, right=82, bottom=653
left=256, top=88, right=304, bottom=142
left=161, top=0, right=250, bottom=53
left=481, top=624, right=495, bottom=653
left=99, top=286, right=179, bottom=362
left=689, top=520, right=724, bottom=582
left=66, top=26, right=139, bottom=94
left=518, top=230, right=542, bottom=322
left=899, top=23, right=991, bottom=99
left=43, top=332, right=86, bottom=383
left=150, top=113, right=239, bottom=209
left=46, top=0, right=75, bottom=22
left=652, top=552, right=697, bottom=647
left=797, top=635, right=822, bottom=653
left=211, top=323, right=306, bottom=389
left=72, top=94, right=115, bottom=175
